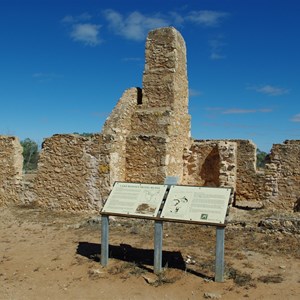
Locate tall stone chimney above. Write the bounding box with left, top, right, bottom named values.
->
left=126, top=27, right=191, bottom=183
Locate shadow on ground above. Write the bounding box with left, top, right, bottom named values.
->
left=76, top=242, right=211, bottom=279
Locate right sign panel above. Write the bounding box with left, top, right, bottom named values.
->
left=160, top=186, right=232, bottom=224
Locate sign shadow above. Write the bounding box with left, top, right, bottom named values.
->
left=76, top=241, right=213, bottom=279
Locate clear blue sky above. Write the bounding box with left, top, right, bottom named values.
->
left=1, top=0, right=299, bottom=152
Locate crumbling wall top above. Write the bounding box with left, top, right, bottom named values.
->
left=101, top=87, right=139, bottom=137
left=283, top=140, right=300, bottom=145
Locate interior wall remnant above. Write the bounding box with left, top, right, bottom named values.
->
left=264, top=140, right=300, bottom=210
left=230, top=139, right=262, bottom=203
left=0, top=136, right=23, bottom=206
left=101, top=87, right=139, bottom=187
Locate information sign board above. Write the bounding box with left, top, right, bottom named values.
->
left=101, top=181, right=232, bottom=282
left=101, top=182, right=168, bottom=218
left=160, top=185, right=232, bottom=224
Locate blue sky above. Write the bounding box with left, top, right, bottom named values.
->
left=0, top=0, right=299, bottom=152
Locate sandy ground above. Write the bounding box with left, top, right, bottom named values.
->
left=0, top=205, right=299, bottom=300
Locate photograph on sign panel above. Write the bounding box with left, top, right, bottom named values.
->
left=135, top=189, right=162, bottom=214
left=102, top=182, right=167, bottom=217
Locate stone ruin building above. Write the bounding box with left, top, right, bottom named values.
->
left=1, top=27, right=300, bottom=213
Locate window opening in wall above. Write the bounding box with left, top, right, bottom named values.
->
left=137, top=87, right=143, bottom=105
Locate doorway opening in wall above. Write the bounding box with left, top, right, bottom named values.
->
left=20, top=138, right=39, bottom=173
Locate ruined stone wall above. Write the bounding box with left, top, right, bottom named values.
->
left=0, top=136, right=23, bottom=206
left=264, top=140, right=300, bottom=210
left=182, top=140, right=237, bottom=190
left=126, top=27, right=191, bottom=183
left=34, top=134, right=103, bottom=211
left=101, top=88, right=139, bottom=186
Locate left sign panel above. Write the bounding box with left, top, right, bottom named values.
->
left=101, top=182, right=168, bottom=218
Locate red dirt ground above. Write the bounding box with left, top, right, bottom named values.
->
left=0, top=205, right=299, bottom=299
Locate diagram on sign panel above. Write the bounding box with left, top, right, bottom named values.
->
left=169, top=194, right=189, bottom=214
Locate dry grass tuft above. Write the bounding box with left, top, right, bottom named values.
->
left=150, top=270, right=180, bottom=287
left=227, top=267, right=253, bottom=286
left=108, top=262, right=145, bottom=277
left=257, top=274, right=284, bottom=284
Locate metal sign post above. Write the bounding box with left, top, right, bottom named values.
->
left=215, top=226, right=225, bottom=282
left=154, top=220, right=163, bottom=274
left=101, top=215, right=109, bottom=266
